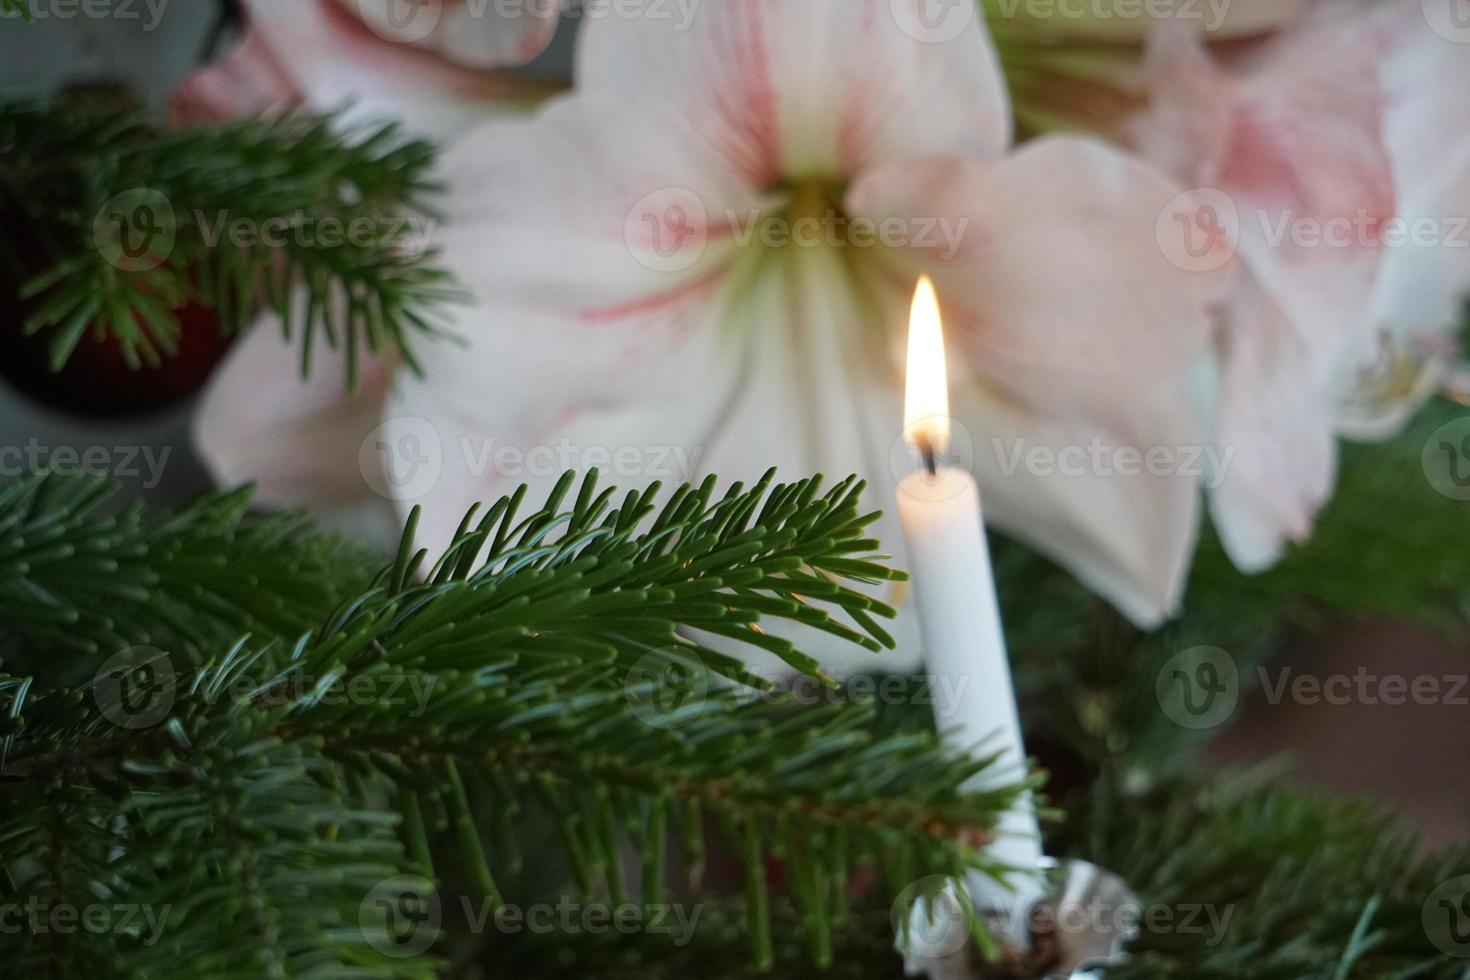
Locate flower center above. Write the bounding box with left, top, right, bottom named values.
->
left=755, top=179, right=853, bottom=253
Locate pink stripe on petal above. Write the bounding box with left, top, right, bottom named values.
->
left=578, top=265, right=728, bottom=328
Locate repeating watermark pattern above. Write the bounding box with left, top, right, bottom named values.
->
left=93, top=189, right=176, bottom=273
left=362, top=417, right=445, bottom=503
left=1257, top=666, right=1470, bottom=710
left=92, top=648, right=439, bottom=731
left=362, top=417, right=705, bottom=503
left=0, top=440, right=173, bottom=489
left=1156, top=188, right=1239, bottom=273
left=353, top=0, right=701, bottom=44
left=1157, top=647, right=1470, bottom=730
left=458, top=896, right=702, bottom=946
left=890, top=0, right=977, bottom=43
left=1158, top=188, right=1470, bottom=272
left=1155, top=646, right=1240, bottom=731
left=1423, top=417, right=1470, bottom=501
left=1425, top=876, right=1470, bottom=957
left=194, top=210, right=438, bottom=257
left=888, top=416, right=979, bottom=504
left=623, top=190, right=973, bottom=273
left=93, top=647, right=177, bottom=731
left=0, top=0, right=170, bottom=29
left=1423, top=0, right=1470, bottom=43
left=625, top=658, right=993, bottom=732
left=624, top=651, right=711, bottom=730
left=891, top=877, right=972, bottom=958
left=359, top=876, right=702, bottom=957
left=891, top=875, right=1234, bottom=959
left=987, top=0, right=1234, bottom=31
left=92, top=189, right=437, bottom=272
left=361, top=876, right=441, bottom=958
left=991, top=437, right=1233, bottom=487
left=0, top=899, right=172, bottom=947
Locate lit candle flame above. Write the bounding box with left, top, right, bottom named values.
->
left=904, top=275, right=950, bottom=460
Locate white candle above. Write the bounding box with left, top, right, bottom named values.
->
left=896, top=277, right=1044, bottom=915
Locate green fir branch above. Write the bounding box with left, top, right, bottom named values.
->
left=1057, top=772, right=1470, bottom=980
left=0, top=100, right=461, bottom=389
left=0, top=473, right=375, bottom=684
left=0, top=470, right=1030, bottom=974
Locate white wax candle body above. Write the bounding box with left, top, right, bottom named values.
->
left=897, top=467, right=1044, bottom=904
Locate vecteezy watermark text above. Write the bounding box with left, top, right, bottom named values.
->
left=0, top=440, right=171, bottom=489
left=0, top=0, right=170, bottom=30
left=353, top=0, right=703, bottom=45
left=0, top=898, right=171, bottom=947
left=93, top=647, right=439, bottom=731
left=360, top=875, right=703, bottom=959
left=992, top=437, right=1234, bottom=487
left=363, top=418, right=706, bottom=502
left=987, top=0, right=1233, bottom=32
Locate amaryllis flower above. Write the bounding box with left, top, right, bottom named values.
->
left=1347, top=7, right=1470, bottom=437
left=198, top=0, right=1231, bottom=672
left=1127, top=13, right=1400, bottom=570
left=990, top=0, right=1312, bottom=137
left=171, top=0, right=560, bottom=135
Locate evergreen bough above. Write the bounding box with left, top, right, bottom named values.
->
left=0, top=470, right=1030, bottom=977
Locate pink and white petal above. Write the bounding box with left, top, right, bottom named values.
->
left=193, top=303, right=402, bottom=548
left=1126, top=23, right=1235, bottom=186
left=347, top=0, right=560, bottom=69
left=962, top=386, right=1204, bottom=629
left=380, top=95, right=763, bottom=559
left=848, top=138, right=1232, bottom=623
left=168, top=30, right=298, bottom=126
left=1134, top=13, right=1396, bottom=400
left=414, top=95, right=764, bottom=435
left=1210, top=280, right=1338, bottom=571
left=577, top=0, right=1011, bottom=187
left=379, top=294, right=743, bottom=577
left=1370, top=19, right=1470, bottom=342
left=687, top=245, right=921, bottom=678
left=233, top=0, right=547, bottom=138
left=849, top=138, right=1229, bottom=426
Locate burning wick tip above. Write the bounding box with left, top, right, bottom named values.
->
left=914, top=435, right=939, bottom=477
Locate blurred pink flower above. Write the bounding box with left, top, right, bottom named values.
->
left=170, top=0, right=559, bottom=136
left=1127, top=12, right=1400, bottom=570
left=994, top=0, right=1313, bottom=137
left=1348, top=6, right=1470, bottom=437
left=197, top=0, right=1232, bottom=671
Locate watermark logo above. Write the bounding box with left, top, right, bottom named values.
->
left=1425, top=876, right=1470, bottom=956
left=93, top=647, right=176, bottom=730
left=892, top=876, right=972, bottom=958
left=361, top=875, right=441, bottom=958
left=353, top=0, right=444, bottom=43
left=889, top=416, right=978, bottom=504
left=625, top=651, right=710, bottom=729
left=1157, top=187, right=1238, bottom=273
left=93, top=188, right=176, bottom=273
left=361, top=416, right=445, bottom=503
left=1156, top=646, right=1238, bottom=730
left=891, top=0, right=975, bottom=43
left=625, top=187, right=710, bottom=273
left=1424, top=0, right=1470, bottom=43
left=0, top=898, right=172, bottom=946
left=1423, top=418, right=1470, bottom=501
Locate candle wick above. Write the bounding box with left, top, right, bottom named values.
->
left=916, top=435, right=939, bottom=477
